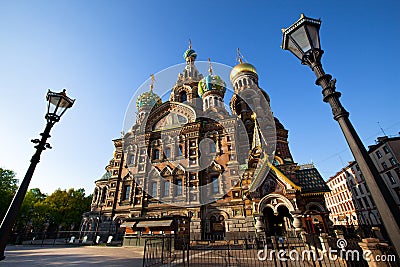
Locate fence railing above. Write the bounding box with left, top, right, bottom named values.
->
left=143, top=234, right=399, bottom=267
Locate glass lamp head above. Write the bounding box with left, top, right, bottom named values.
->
left=46, top=89, right=75, bottom=123
left=281, top=14, right=322, bottom=61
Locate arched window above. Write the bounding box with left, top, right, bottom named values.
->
left=178, top=145, right=183, bottom=156
left=180, top=91, right=187, bottom=103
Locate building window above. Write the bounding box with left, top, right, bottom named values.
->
left=355, top=164, right=360, bottom=171
left=389, top=157, right=397, bottom=166
left=358, top=185, right=364, bottom=194
left=209, top=142, right=216, bottom=153
left=151, top=182, right=157, bottom=197
left=178, top=145, right=183, bottom=156
left=153, top=149, right=160, bottom=160
left=129, top=155, right=135, bottom=164
left=113, top=170, right=118, bottom=175
left=227, top=135, right=231, bottom=142
left=212, top=176, right=219, bottom=194
left=138, top=165, right=144, bottom=172
left=387, top=171, right=396, bottom=184
left=176, top=179, right=182, bottom=196
left=376, top=151, right=382, bottom=159
left=382, top=162, right=388, bottom=170
left=164, top=147, right=171, bottom=159
left=383, top=146, right=390, bottom=154
left=164, top=181, right=170, bottom=196
left=107, top=201, right=112, bottom=206
left=233, top=191, right=240, bottom=198
left=180, top=91, right=187, bottom=103
left=122, top=185, right=130, bottom=201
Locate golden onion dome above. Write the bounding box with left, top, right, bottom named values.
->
left=229, top=63, right=257, bottom=81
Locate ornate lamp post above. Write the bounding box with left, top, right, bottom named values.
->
left=0, top=89, right=74, bottom=260
left=281, top=14, right=400, bottom=254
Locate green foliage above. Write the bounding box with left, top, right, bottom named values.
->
left=15, top=188, right=92, bottom=233
left=0, top=168, right=18, bottom=220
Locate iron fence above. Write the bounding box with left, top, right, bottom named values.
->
left=143, top=234, right=399, bottom=267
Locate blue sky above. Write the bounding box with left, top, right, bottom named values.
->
left=0, top=0, right=399, bottom=195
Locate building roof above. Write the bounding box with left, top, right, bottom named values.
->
left=368, top=136, right=400, bottom=153
left=295, top=167, right=330, bottom=193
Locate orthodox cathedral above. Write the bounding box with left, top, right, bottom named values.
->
left=81, top=45, right=330, bottom=242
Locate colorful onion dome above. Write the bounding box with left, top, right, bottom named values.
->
left=183, top=49, right=197, bottom=62
left=136, top=90, right=162, bottom=108
left=229, top=62, right=257, bottom=81
left=198, top=74, right=226, bottom=98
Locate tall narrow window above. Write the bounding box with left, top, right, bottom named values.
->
left=212, top=176, right=219, bottom=193
left=151, top=182, right=157, bottom=197
left=153, top=149, right=160, bottom=160
left=387, top=171, right=396, bottom=184
left=383, top=146, right=390, bottom=154
left=164, top=147, right=171, bottom=159
left=209, top=142, right=216, bottom=153
left=123, top=185, right=131, bottom=201
left=176, top=179, right=182, bottom=196
left=164, top=181, right=170, bottom=196
left=180, top=91, right=187, bottom=103
left=178, top=145, right=183, bottom=156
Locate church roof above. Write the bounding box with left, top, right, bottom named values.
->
left=97, top=171, right=111, bottom=181
left=295, top=167, right=330, bottom=193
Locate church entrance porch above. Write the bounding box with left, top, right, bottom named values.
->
left=263, top=205, right=293, bottom=236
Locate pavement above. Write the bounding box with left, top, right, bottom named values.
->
left=0, top=245, right=144, bottom=267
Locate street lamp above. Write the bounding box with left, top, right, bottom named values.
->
left=281, top=14, right=400, bottom=255
left=0, top=89, right=74, bottom=260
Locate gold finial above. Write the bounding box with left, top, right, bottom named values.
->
left=237, top=48, right=244, bottom=64
left=251, top=112, right=257, bottom=120
left=208, top=58, right=213, bottom=75
left=150, top=74, right=155, bottom=92
left=188, top=39, right=192, bottom=49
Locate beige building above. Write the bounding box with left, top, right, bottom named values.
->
left=325, top=135, right=400, bottom=226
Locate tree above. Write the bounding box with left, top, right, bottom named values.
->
left=14, top=188, right=47, bottom=233
left=34, top=188, right=92, bottom=232
left=0, top=168, right=18, bottom=220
